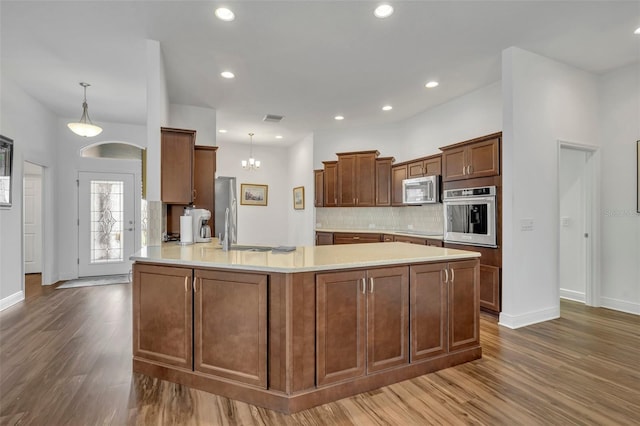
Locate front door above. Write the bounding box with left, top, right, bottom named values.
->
left=78, top=172, right=135, bottom=277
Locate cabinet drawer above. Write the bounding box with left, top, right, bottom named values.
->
left=333, top=233, right=382, bottom=244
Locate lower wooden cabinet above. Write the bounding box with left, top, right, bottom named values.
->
left=133, top=263, right=193, bottom=369
left=480, top=264, right=501, bottom=312
left=315, top=232, right=334, bottom=245
left=194, top=269, right=268, bottom=388
left=333, top=232, right=381, bottom=244
left=448, top=260, right=480, bottom=351
left=316, top=266, right=409, bottom=386
left=410, top=264, right=447, bottom=361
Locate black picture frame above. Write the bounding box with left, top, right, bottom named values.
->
left=0, top=135, right=14, bottom=208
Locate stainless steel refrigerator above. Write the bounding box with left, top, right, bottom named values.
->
left=214, top=176, right=237, bottom=244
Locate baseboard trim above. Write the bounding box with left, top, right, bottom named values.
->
left=498, top=305, right=560, bottom=329
left=560, top=289, right=586, bottom=303
left=600, top=297, right=640, bottom=315
left=0, top=290, right=25, bottom=311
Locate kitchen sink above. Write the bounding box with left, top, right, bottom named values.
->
left=229, top=245, right=273, bottom=252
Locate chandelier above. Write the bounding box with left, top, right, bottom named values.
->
left=241, top=132, right=261, bottom=170
left=67, top=82, right=103, bottom=137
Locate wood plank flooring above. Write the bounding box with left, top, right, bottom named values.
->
left=1, top=283, right=639, bottom=425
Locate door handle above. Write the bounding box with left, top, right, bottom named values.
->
left=450, top=268, right=455, bottom=284
left=361, top=278, right=366, bottom=294
left=443, top=268, right=449, bottom=283
left=369, top=277, right=374, bottom=293
left=184, top=276, right=189, bottom=292
left=127, top=228, right=134, bottom=231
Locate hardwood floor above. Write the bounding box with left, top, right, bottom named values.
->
left=1, top=284, right=638, bottom=425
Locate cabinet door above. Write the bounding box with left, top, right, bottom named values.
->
left=480, top=264, right=501, bottom=312
left=407, top=160, right=425, bottom=178
left=425, top=238, right=443, bottom=247
left=410, top=263, right=447, bottom=361
left=391, top=165, right=407, bottom=206
left=161, top=128, right=195, bottom=203
left=423, top=156, right=442, bottom=176
left=441, top=146, right=466, bottom=182
left=194, top=269, right=267, bottom=388
left=316, top=232, right=334, bottom=246
left=468, top=138, right=500, bottom=178
left=394, top=235, right=427, bottom=245
left=367, top=267, right=409, bottom=373
left=375, top=158, right=392, bottom=206
left=194, top=146, right=217, bottom=219
left=133, top=264, right=193, bottom=369
left=314, top=170, right=324, bottom=207
left=324, top=162, right=338, bottom=207
left=356, top=153, right=377, bottom=206
left=316, top=270, right=366, bottom=386
left=448, top=260, right=480, bottom=351
left=337, top=154, right=356, bottom=206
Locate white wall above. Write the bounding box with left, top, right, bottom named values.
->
left=501, top=47, right=600, bottom=328
left=56, top=120, right=146, bottom=281
left=0, top=77, right=59, bottom=308
left=599, top=63, right=640, bottom=314
left=287, top=134, right=315, bottom=246
left=216, top=140, right=291, bottom=246
left=559, top=147, right=588, bottom=302
left=168, top=104, right=216, bottom=147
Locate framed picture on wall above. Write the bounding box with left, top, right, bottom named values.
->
left=0, top=135, right=14, bottom=208
left=240, top=183, right=268, bottom=206
left=293, top=186, right=304, bottom=210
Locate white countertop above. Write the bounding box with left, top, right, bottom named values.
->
left=316, top=228, right=444, bottom=240
left=130, top=240, right=479, bottom=273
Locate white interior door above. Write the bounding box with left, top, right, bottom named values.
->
left=23, top=169, right=43, bottom=274
left=78, top=172, right=135, bottom=277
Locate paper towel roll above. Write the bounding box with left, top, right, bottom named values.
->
left=180, top=215, right=193, bottom=244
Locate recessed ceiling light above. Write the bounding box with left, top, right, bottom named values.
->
left=382, top=105, right=393, bottom=111
left=374, top=4, right=394, bottom=18
left=215, top=7, right=235, bottom=22
left=334, top=115, right=345, bottom=121
left=220, top=71, right=235, bottom=79
left=275, top=135, right=283, bottom=139
left=635, top=27, right=640, bottom=35
left=218, top=129, right=227, bottom=133
left=425, top=81, right=439, bottom=89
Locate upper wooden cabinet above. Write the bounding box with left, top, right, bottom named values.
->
left=391, top=164, right=407, bottom=206
left=375, top=157, right=394, bottom=206
left=314, top=169, right=324, bottom=207
left=337, top=151, right=379, bottom=207
left=161, top=127, right=196, bottom=204
left=407, top=154, right=442, bottom=178
left=441, top=134, right=500, bottom=182
left=193, top=146, right=217, bottom=217
left=323, top=161, right=338, bottom=207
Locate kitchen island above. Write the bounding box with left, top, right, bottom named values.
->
left=131, top=241, right=481, bottom=413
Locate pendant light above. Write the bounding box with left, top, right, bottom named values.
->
left=67, top=82, right=103, bottom=137
left=241, top=132, right=261, bottom=170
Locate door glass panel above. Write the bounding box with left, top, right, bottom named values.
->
left=90, top=180, right=123, bottom=263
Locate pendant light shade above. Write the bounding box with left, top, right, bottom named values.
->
left=241, top=132, right=261, bottom=170
left=68, top=82, right=103, bottom=137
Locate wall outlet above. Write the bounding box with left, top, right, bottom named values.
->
left=520, top=218, right=534, bottom=232
left=407, top=224, right=414, bottom=230
left=316, top=223, right=322, bottom=228
left=368, top=223, right=375, bottom=229
left=561, top=217, right=571, bottom=227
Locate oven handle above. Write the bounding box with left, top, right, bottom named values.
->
left=443, top=196, right=495, bottom=204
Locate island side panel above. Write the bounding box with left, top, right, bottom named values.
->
left=269, top=272, right=316, bottom=394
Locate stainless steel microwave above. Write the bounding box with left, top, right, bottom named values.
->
left=402, top=175, right=440, bottom=204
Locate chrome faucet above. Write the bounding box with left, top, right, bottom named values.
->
left=221, top=207, right=231, bottom=251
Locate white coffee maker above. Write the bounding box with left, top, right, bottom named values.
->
left=191, top=209, right=212, bottom=243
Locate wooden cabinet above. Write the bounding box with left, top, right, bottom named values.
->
left=410, top=259, right=479, bottom=361
left=480, top=264, right=501, bottom=312
left=410, top=264, right=447, bottom=361
left=323, top=161, right=338, bottom=207
left=161, top=127, right=195, bottom=204
left=333, top=232, right=381, bottom=244
left=194, top=269, right=267, bottom=388
left=315, top=232, right=333, bottom=245
left=407, top=154, right=442, bottom=178
left=393, top=235, right=443, bottom=247
left=382, top=234, right=394, bottom=242
left=314, top=169, right=324, bottom=207
left=316, top=266, right=409, bottom=386
left=337, top=151, right=378, bottom=207
left=391, top=164, right=407, bottom=206
left=441, top=134, right=500, bottom=182
left=375, top=157, right=394, bottom=206
left=426, top=238, right=443, bottom=247
left=133, top=263, right=193, bottom=369
left=193, top=146, right=217, bottom=221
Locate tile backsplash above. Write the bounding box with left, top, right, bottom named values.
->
left=316, top=205, right=444, bottom=234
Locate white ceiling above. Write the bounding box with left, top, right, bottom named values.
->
left=2, top=1, right=639, bottom=147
